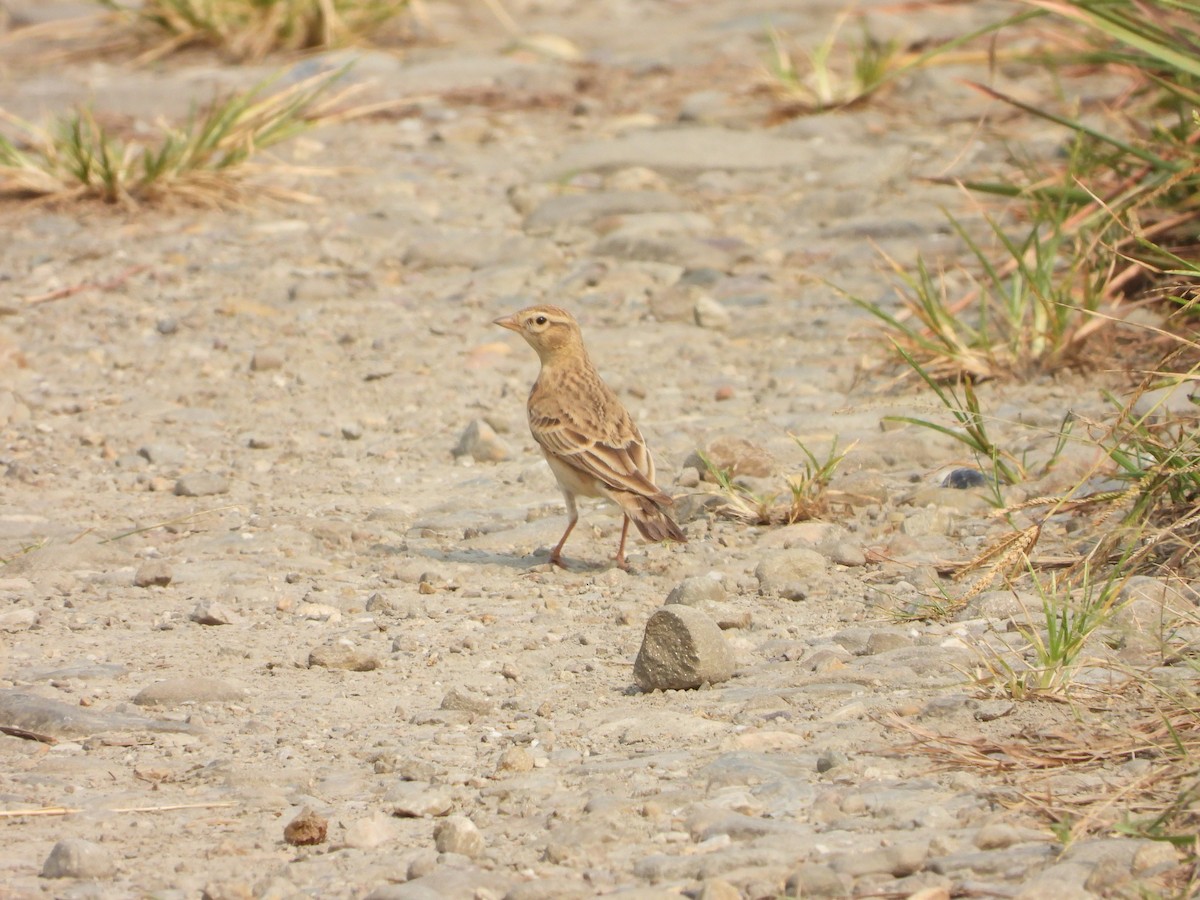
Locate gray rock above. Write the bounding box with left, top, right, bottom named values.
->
left=174, top=472, right=230, bottom=497
left=406, top=849, right=439, bottom=880
left=902, top=506, right=956, bottom=536
left=308, top=640, right=382, bottom=672
left=0, top=690, right=198, bottom=737
left=974, top=822, right=1022, bottom=850
left=190, top=599, right=236, bottom=625
left=133, top=676, right=247, bottom=707
left=341, top=421, right=364, bottom=440
left=666, top=576, right=727, bottom=606
left=133, top=560, right=173, bottom=588
left=755, top=549, right=827, bottom=596
left=453, top=419, right=511, bottom=463
left=784, top=863, right=846, bottom=898
left=942, top=467, right=987, bottom=489
left=633, top=605, right=736, bottom=691
left=433, top=815, right=484, bottom=858
left=41, top=838, right=116, bottom=879
left=815, top=750, right=848, bottom=773
left=830, top=841, right=929, bottom=877
left=821, top=540, right=867, bottom=567
left=865, top=631, right=912, bottom=654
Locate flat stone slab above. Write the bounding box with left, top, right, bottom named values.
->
left=549, top=127, right=828, bottom=177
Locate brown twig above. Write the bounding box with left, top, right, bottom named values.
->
left=0, top=725, right=56, bottom=744
left=23, top=265, right=150, bottom=305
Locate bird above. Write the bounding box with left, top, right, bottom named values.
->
left=493, top=304, right=686, bottom=569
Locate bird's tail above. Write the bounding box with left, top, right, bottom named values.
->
left=616, top=492, right=687, bottom=544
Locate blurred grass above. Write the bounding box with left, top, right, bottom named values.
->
left=98, top=0, right=414, bottom=61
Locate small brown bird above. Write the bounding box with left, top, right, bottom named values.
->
left=494, top=304, right=686, bottom=569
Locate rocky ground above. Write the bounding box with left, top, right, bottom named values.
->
left=0, top=0, right=1196, bottom=898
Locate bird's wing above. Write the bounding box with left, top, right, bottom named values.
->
left=530, top=407, right=669, bottom=503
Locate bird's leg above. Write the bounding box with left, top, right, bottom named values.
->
left=548, top=494, right=578, bottom=568
left=613, top=515, right=632, bottom=570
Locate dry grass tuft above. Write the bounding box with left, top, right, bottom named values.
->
left=0, top=67, right=354, bottom=206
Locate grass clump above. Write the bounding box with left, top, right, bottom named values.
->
left=98, top=0, right=412, bottom=62
left=0, top=67, right=350, bottom=205
left=858, top=0, right=1200, bottom=873
left=696, top=436, right=853, bottom=526
left=762, top=15, right=904, bottom=113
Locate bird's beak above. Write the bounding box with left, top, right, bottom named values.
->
left=493, top=314, right=520, bottom=332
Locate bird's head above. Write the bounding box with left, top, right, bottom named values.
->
left=493, top=305, right=584, bottom=361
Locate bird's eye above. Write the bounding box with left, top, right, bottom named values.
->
left=534, top=315, right=548, bottom=325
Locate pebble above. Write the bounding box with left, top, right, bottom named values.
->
left=440, top=686, right=497, bottom=715
left=342, top=811, right=395, bottom=849
left=190, top=599, right=237, bottom=625
left=308, top=639, right=382, bottom=671
left=496, top=746, right=535, bottom=773
left=388, top=783, right=454, bottom=818
left=174, top=472, right=230, bottom=497
left=665, top=575, right=726, bottom=606
left=133, top=560, right=173, bottom=588
left=250, top=348, right=285, bottom=372
left=633, top=605, right=736, bottom=691
left=695, top=879, right=741, bottom=900
left=974, top=822, right=1023, bottom=850
left=784, top=863, right=846, bottom=898
left=942, top=467, right=987, bottom=489
left=341, top=421, right=364, bottom=440
left=433, top=815, right=484, bottom=858
left=453, top=419, right=511, bottom=462
left=133, top=676, right=247, bottom=707
left=830, top=841, right=929, bottom=877
left=693, top=295, right=731, bottom=330
left=754, top=549, right=826, bottom=596
left=284, top=807, right=328, bottom=846
left=41, top=838, right=116, bottom=879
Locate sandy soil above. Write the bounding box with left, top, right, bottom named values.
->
left=0, top=1, right=1192, bottom=898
